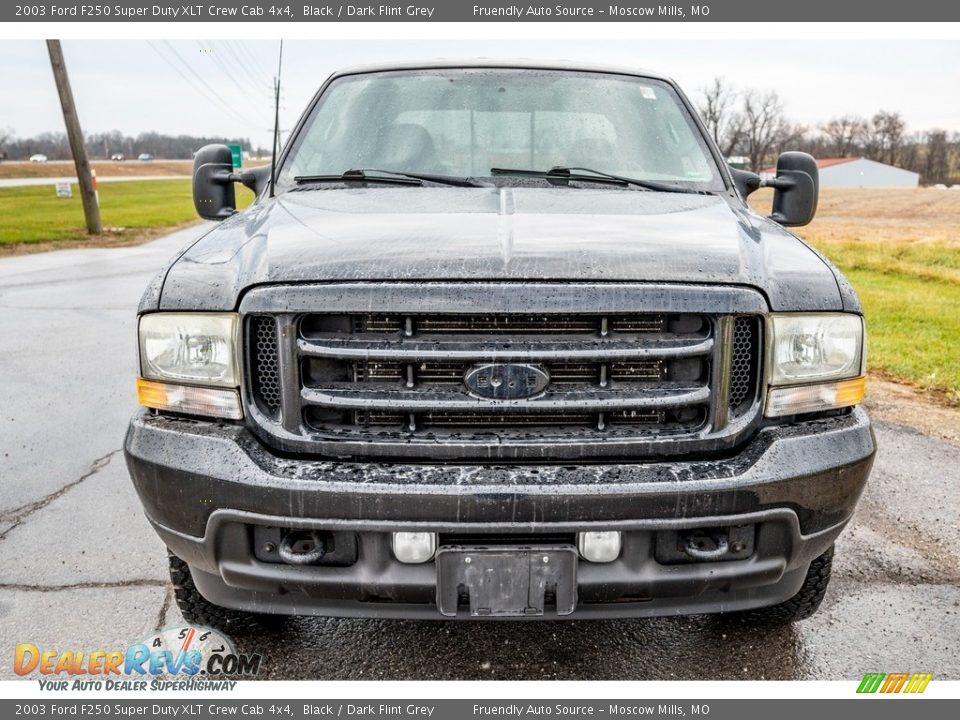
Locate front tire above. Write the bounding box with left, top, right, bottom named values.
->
left=168, top=551, right=282, bottom=635
left=724, top=544, right=834, bottom=626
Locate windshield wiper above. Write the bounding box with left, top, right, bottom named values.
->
left=490, top=166, right=706, bottom=194
left=294, top=168, right=486, bottom=188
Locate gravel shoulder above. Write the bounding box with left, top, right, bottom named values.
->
left=865, top=377, right=960, bottom=446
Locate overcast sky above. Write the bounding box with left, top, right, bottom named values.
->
left=3, top=39, right=958, bottom=150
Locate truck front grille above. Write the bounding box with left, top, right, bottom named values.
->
left=247, top=309, right=761, bottom=459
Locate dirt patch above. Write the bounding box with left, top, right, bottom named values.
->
left=865, top=376, right=960, bottom=446
left=0, top=220, right=202, bottom=257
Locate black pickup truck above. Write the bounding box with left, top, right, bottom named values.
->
left=125, top=61, right=875, bottom=630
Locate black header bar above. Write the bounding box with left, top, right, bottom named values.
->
left=6, top=0, right=960, bottom=23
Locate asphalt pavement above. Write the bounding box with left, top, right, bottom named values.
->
left=1, top=226, right=958, bottom=681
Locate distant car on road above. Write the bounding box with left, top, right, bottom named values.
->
left=29, top=154, right=48, bottom=163
left=138, top=153, right=154, bottom=161
left=111, top=153, right=125, bottom=161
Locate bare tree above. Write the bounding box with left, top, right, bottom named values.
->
left=863, top=111, right=906, bottom=165
left=820, top=115, right=867, bottom=157
left=924, top=130, right=950, bottom=184
left=896, top=132, right=925, bottom=176
left=698, top=77, right=744, bottom=158
left=741, top=90, right=796, bottom=172
left=0, top=126, right=12, bottom=159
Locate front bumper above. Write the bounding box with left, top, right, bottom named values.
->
left=125, top=407, right=875, bottom=619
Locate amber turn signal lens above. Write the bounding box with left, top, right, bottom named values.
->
left=765, top=376, right=866, bottom=418
left=136, top=378, right=243, bottom=420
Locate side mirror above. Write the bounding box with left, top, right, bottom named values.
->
left=193, top=144, right=237, bottom=220
left=767, top=151, right=819, bottom=227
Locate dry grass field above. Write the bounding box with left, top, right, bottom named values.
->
left=752, top=187, right=960, bottom=402
left=0, top=158, right=269, bottom=179
left=0, top=159, right=194, bottom=179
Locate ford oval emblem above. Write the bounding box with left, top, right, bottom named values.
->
left=463, top=363, right=550, bottom=400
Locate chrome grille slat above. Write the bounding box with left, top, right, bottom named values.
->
left=345, top=313, right=665, bottom=335
left=297, top=336, right=714, bottom=361
left=352, top=360, right=663, bottom=384
left=301, top=383, right=710, bottom=412
left=348, top=409, right=667, bottom=429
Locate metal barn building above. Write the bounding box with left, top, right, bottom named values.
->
left=814, top=157, right=920, bottom=188
left=764, top=157, right=920, bottom=188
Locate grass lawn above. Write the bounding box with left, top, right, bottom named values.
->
left=0, top=178, right=255, bottom=249
left=0, top=179, right=198, bottom=245
left=844, top=269, right=960, bottom=401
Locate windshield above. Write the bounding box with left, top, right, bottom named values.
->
left=278, top=68, right=725, bottom=191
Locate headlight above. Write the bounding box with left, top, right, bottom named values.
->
left=139, top=313, right=238, bottom=386
left=768, top=313, right=864, bottom=385
left=765, top=313, right=866, bottom=417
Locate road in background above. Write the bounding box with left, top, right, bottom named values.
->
left=1, top=229, right=958, bottom=680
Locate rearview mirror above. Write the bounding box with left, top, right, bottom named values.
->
left=193, top=144, right=237, bottom=220
left=767, top=151, right=819, bottom=227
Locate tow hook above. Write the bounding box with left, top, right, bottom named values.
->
left=684, top=534, right=730, bottom=560
left=654, top=525, right=755, bottom=564
left=278, top=530, right=327, bottom=565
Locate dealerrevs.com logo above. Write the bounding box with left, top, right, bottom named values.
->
left=14, top=625, right=262, bottom=691
left=857, top=672, right=934, bottom=694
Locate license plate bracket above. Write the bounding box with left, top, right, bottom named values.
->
left=436, top=545, right=578, bottom=617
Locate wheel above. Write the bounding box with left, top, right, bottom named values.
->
left=723, top=544, right=834, bottom=626
left=168, top=551, right=283, bottom=635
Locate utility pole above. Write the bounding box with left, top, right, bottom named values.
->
left=46, top=39, right=101, bottom=235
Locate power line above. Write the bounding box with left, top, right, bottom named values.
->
left=197, top=39, right=274, bottom=124
left=220, top=40, right=273, bottom=95
left=148, top=40, right=263, bottom=135
left=231, top=40, right=271, bottom=85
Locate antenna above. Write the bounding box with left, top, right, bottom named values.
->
left=269, top=40, right=284, bottom=198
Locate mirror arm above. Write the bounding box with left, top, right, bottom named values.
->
left=209, top=168, right=265, bottom=195
left=238, top=171, right=258, bottom=193
left=729, top=168, right=763, bottom=198
left=762, top=176, right=795, bottom=190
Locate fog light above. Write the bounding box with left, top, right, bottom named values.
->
left=578, top=531, right=622, bottom=563
left=391, top=532, right=436, bottom=564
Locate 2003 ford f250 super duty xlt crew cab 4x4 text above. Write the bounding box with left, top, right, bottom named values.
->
left=124, top=61, right=875, bottom=630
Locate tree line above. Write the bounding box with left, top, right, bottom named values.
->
left=699, top=77, right=960, bottom=185
left=0, top=129, right=267, bottom=161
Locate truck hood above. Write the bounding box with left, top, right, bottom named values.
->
left=157, top=187, right=845, bottom=312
